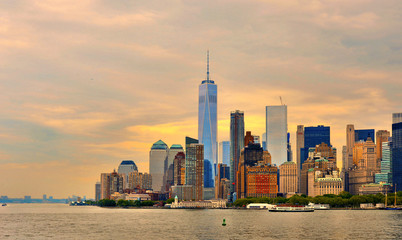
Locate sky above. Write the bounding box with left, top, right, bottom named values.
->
left=0, top=0, right=401, bottom=198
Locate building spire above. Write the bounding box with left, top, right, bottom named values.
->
left=206, top=50, right=210, bottom=81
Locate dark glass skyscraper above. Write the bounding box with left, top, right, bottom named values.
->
left=198, top=52, right=217, bottom=188
left=392, top=121, right=402, bottom=191
left=299, top=125, right=331, bottom=170
left=230, top=110, right=244, bottom=198
left=355, top=129, right=375, bottom=143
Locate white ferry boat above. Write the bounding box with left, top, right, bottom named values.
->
left=269, top=205, right=314, bottom=212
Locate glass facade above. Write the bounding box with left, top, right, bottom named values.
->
left=266, top=105, right=288, bottom=166
left=392, top=122, right=402, bottom=191
left=185, top=137, right=198, bottom=186
left=198, top=75, right=217, bottom=188
left=300, top=125, right=331, bottom=170
left=219, top=141, right=230, bottom=166
left=355, top=129, right=375, bottom=142
left=230, top=110, right=244, bottom=197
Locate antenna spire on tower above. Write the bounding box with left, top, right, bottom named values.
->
left=207, top=50, right=210, bottom=81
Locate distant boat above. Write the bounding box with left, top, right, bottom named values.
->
left=383, top=184, right=401, bottom=210
left=269, top=205, right=314, bottom=212
left=1, top=203, right=6, bottom=206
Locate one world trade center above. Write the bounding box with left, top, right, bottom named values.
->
left=198, top=51, right=217, bottom=188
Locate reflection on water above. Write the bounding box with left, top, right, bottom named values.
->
left=1, top=204, right=401, bottom=239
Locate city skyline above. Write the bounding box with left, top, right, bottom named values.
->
left=1, top=1, right=402, bottom=198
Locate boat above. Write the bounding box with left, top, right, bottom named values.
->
left=383, top=184, right=401, bottom=210
left=1, top=203, right=7, bottom=206
left=307, top=202, right=330, bottom=210
left=269, top=205, right=314, bottom=212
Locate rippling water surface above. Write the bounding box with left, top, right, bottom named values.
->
left=0, top=204, right=401, bottom=239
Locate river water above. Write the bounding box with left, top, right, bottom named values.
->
left=0, top=204, right=401, bottom=239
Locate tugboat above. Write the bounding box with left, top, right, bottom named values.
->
left=269, top=205, right=314, bottom=212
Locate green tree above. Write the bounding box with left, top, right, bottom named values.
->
left=98, top=199, right=116, bottom=207
left=166, top=198, right=175, bottom=204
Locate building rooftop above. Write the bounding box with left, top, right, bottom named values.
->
left=151, top=140, right=168, bottom=150
left=281, top=161, right=296, bottom=165
left=120, top=160, right=136, bottom=165
left=170, top=144, right=183, bottom=149
left=315, top=158, right=329, bottom=162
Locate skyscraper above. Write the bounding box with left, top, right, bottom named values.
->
left=279, top=162, right=297, bottom=195
left=392, top=113, right=402, bottom=191
left=355, top=129, right=375, bottom=142
left=296, top=125, right=304, bottom=192
left=346, top=124, right=356, bottom=171
left=185, top=136, right=198, bottom=185
left=186, top=143, right=204, bottom=200
left=198, top=51, right=217, bottom=188
left=298, top=125, right=331, bottom=171
left=266, top=105, right=288, bottom=166
left=95, top=182, right=101, bottom=202
left=163, top=144, right=183, bottom=192
left=174, top=152, right=186, bottom=186
left=230, top=110, right=244, bottom=198
left=219, top=141, right=230, bottom=166
left=376, top=130, right=390, bottom=162
left=149, top=140, right=168, bottom=192
left=117, top=160, right=138, bottom=190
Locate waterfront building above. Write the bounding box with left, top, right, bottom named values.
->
left=198, top=52, right=217, bottom=188
left=110, top=193, right=151, bottom=201
left=279, top=162, right=297, bottom=195
left=359, top=183, right=392, bottom=195
left=163, top=144, right=183, bottom=192
left=128, top=171, right=152, bottom=190
left=173, top=152, right=186, bottom=186
left=313, top=175, right=343, bottom=197
left=348, top=138, right=379, bottom=195
left=95, top=182, right=101, bottom=202
left=100, top=170, right=124, bottom=200
left=230, top=110, right=244, bottom=199
left=300, top=143, right=339, bottom=195
left=149, top=140, right=168, bottom=192
left=117, top=160, right=138, bottom=190
left=237, top=143, right=278, bottom=199
left=266, top=105, right=288, bottom=166
left=186, top=143, right=204, bottom=200
left=171, top=196, right=227, bottom=209
left=171, top=185, right=193, bottom=200
left=392, top=113, right=402, bottom=191
left=218, top=141, right=230, bottom=165
left=355, top=129, right=375, bottom=143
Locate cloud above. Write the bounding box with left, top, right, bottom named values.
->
left=0, top=0, right=401, bottom=198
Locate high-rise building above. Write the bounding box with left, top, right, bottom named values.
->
left=300, top=125, right=331, bottom=168
left=287, top=132, right=292, bottom=162
left=375, top=139, right=392, bottom=184
left=253, top=135, right=260, bottom=144
left=215, top=163, right=230, bottom=199
left=346, top=124, right=356, bottom=171
left=296, top=125, right=304, bottom=192
left=185, top=136, right=198, bottom=186
left=392, top=113, right=402, bottom=191
left=100, top=170, right=124, bottom=200
left=376, top=130, right=390, bottom=162
left=186, top=143, right=204, bottom=200
left=237, top=143, right=278, bottom=198
left=262, top=132, right=267, bottom=151
left=219, top=141, right=230, bottom=166
left=348, top=138, right=379, bottom=195
left=244, top=131, right=254, bottom=146
left=230, top=110, right=244, bottom=198
left=95, top=182, right=101, bottom=202
left=266, top=105, right=288, bottom=166
left=355, top=129, right=375, bottom=143
left=149, top=140, right=168, bottom=192
left=198, top=52, right=217, bottom=188
left=163, top=144, right=183, bottom=192
left=393, top=113, right=402, bottom=124
left=128, top=171, right=152, bottom=190
left=174, top=152, right=186, bottom=186
left=279, top=162, right=297, bottom=195
left=117, top=160, right=138, bottom=190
